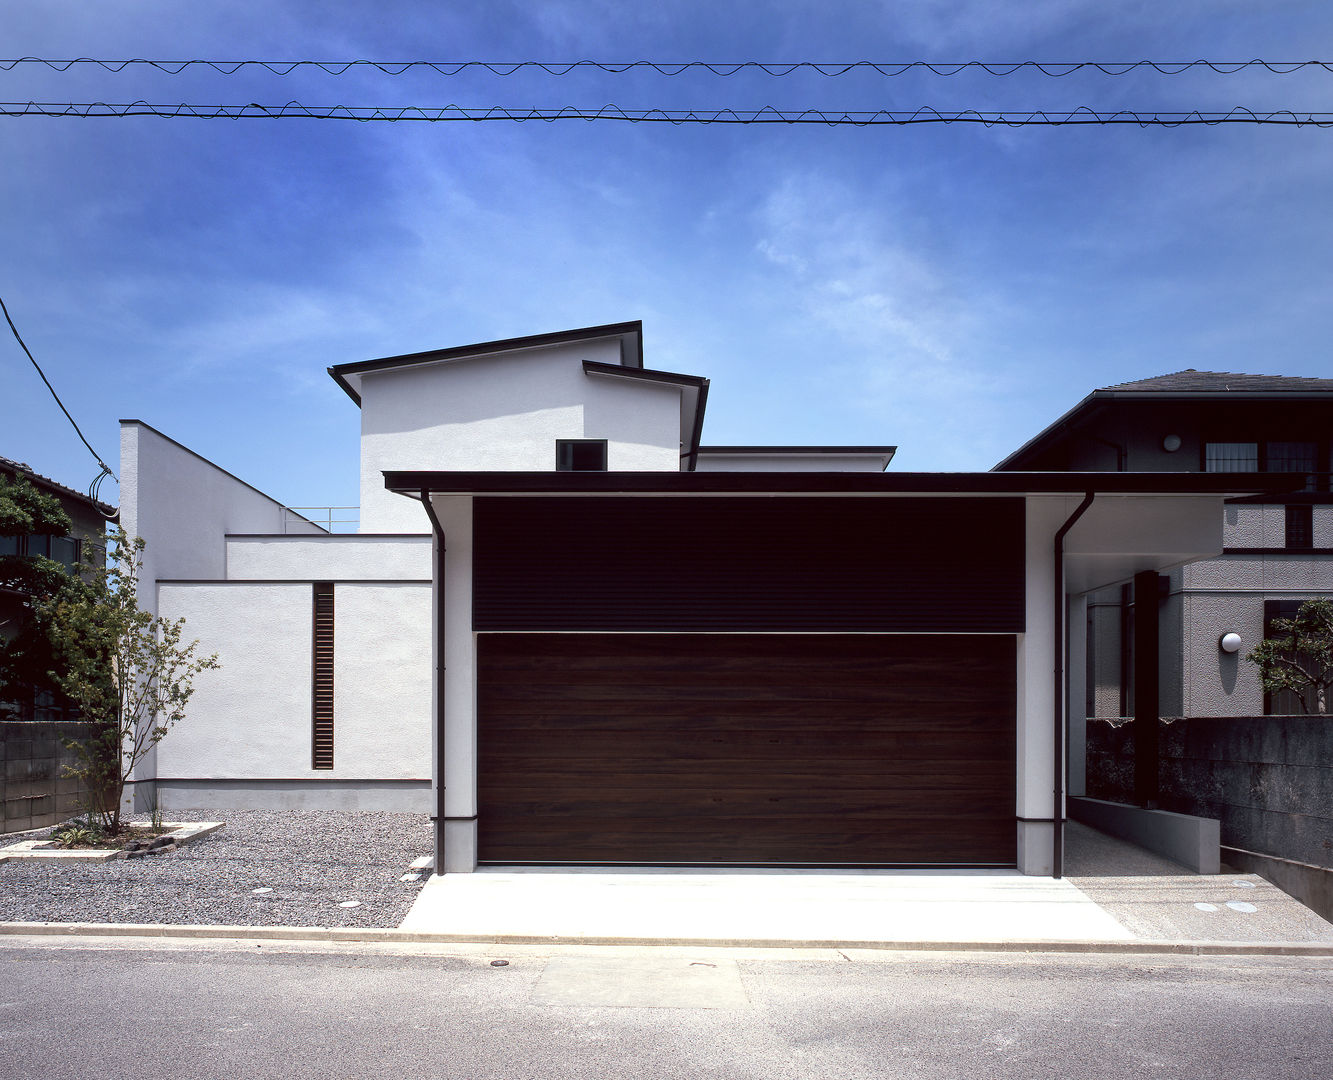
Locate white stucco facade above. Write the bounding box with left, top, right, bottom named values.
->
left=120, top=325, right=697, bottom=813
left=357, top=341, right=684, bottom=531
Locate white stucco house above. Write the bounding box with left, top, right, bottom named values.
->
left=121, top=321, right=1287, bottom=877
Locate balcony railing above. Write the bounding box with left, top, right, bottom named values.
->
left=282, top=507, right=359, bottom=534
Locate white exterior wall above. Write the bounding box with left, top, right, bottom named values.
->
left=358, top=342, right=683, bottom=531
left=120, top=422, right=325, bottom=807
left=121, top=422, right=323, bottom=618
left=333, top=583, right=433, bottom=778
left=156, top=581, right=431, bottom=783
left=156, top=584, right=313, bottom=780
left=225, top=534, right=431, bottom=580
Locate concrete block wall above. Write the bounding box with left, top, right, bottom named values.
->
left=0, top=720, right=95, bottom=833
left=1086, top=715, right=1333, bottom=868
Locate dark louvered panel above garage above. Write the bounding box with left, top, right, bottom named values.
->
left=473, top=496, right=1025, bottom=633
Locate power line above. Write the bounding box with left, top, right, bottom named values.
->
left=0, top=58, right=1329, bottom=78
left=1, top=102, right=1330, bottom=126
left=0, top=293, right=118, bottom=488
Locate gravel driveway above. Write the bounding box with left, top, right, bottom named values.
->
left=0, top=809, right=432, bottom=928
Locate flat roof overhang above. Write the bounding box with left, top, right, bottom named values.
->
left=384, top=469, right=1300, bottom=498
left=389, top=471, right=1302, bottom=596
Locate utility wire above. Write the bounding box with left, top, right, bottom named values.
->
left=0, top=293, right=118, bottom=487
left=1, top=102, right=1329, bottom=126
left=0, top=58, right=1329, bottom=77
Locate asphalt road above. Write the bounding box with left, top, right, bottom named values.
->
left=1, top=938, right=1329, bottom=1080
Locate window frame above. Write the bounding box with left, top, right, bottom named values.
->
left=556, top=439, right=609, bottom=472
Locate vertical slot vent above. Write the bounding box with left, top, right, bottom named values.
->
left=311, top=582, right=335, bottom=770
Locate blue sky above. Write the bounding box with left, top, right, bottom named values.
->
left=4, top=1, right=1333, bottom=514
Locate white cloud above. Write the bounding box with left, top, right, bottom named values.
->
left=749, top=172, right=1024, bottom=467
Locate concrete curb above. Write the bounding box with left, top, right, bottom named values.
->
left=2, top=921, right=1331, bottom=957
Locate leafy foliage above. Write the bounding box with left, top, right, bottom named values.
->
left=51, top=818, right=106, bottom=849
left=0, top=472, right=78, bottom=710
left=0, top=471, right=72, bottom=537
left=40, top=529, right=220, bottom=832
left=1247, top=599, right=1333, bottom=715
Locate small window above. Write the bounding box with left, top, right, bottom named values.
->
left=49, top=536, right=80, bottom=570
left=1263, top=599, right=1310, bottom=714
left=1204, top=442, right=1258, bottom=472
left=0, top=535, right=20, bottom=556
left=1285, top=505, right=1313, bottom=550
left=1267, top=441, right=1318, bottom=491
left=556, top=439, right=608, bottom=472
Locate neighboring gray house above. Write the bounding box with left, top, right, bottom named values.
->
left=119, top=323, right=1273, bottom=878
left=997, top=369, right=1333, bottom=727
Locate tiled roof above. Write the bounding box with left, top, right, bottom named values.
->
left=0, top=454, right=117, bottom=515
left=1103, top=369, right=1333, bottom=393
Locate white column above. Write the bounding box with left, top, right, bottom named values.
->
left=1015, top=498, right=1072, bottom=876
left=432, top=494, right=478, bottom=873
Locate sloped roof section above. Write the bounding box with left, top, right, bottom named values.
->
left=328, top=320, right=644, bottom=406
left=1105, top=369, right=1333, bottom=393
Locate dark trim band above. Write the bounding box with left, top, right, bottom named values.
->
left=385, top=469, right=1297, bottom=497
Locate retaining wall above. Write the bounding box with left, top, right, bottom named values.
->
left=1086, top=715, right=1333, bottom=869
left=0, top=720, right=96, bottom=833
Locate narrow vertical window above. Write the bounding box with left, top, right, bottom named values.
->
left=1285, top=504, right=1313, bottom=550
left=311, top=582, right=335, bottom=769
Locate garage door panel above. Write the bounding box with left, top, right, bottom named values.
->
left=485, top=725, right=1013, bottom=757
left=478, top=704, right=1010, bottom=734
left=479, top=633, right=1015, bottom=867
left=482, top=816, right=1014, bottom=866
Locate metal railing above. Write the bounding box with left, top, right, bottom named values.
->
left=282, top=507, right=359, bottom=534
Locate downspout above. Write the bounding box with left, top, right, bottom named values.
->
left=1052, top=491, right=1095, bottom=879
left=420, top=490, right=447, bottom=876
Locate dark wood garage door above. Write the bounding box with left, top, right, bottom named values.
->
left=478, top=633, right=1016, bottom=867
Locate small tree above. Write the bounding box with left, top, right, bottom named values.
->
left=1247, top=598, right=1333, bottom=715
left=39, top=529, right=219, bottom=832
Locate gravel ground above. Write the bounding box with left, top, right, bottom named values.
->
left=0, top=809, right=433, bottom=928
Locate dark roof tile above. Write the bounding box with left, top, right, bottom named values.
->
left=1104, top=369, right=1333, bottom=393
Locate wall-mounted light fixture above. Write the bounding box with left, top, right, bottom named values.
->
left=1162, top=434, right=1182, bottom=453
left=1219, top=632, right=1243, bottom=653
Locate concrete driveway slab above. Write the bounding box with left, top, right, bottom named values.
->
left=400, top=867, right=1135, bottom=944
